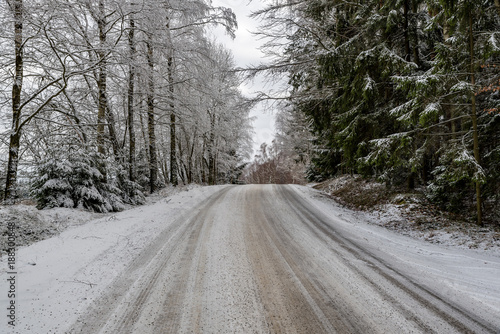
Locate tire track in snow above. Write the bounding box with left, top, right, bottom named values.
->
left=275, top=185, right=499, bottom=333
left=243, top=186, right=335, bottom=333
left=67, top=186, right=233, bottom=333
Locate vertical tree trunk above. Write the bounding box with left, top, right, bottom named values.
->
left=177, top=139, right=187, bottom=184
left=201, top=141, right=207, bottom=183
left=207, top=112, right=216, bottom=185
left=128, top=13, right=136, bottom=181
left=469, top=15, right=483, bottom=226
left=4, top=0, right=23, bottom=202
left=170, top=110, right=177, bottom=185
left=166, top=16, right=178, bottom=186
left=188, top=130, right=196, bottom=184
left=441, top=7, right=456, bottom=139
left=146, top=36, right=157, bottom=193
left=97, top=0, right=107, bottom=158
left=139, top=101, right=149, bottom=158
left=5, top=133, right=20, bottom=202
left=106, top=105, right=120, bottom=159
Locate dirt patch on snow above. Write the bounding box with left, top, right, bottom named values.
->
left=313, top=176, right=500, bottom=251
left=315, top=175, right=397, bottom=210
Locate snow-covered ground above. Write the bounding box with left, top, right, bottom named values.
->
left=0, top=185, right=226, bottom=333
left=0, top=185, right=202, bottom=252
left=313, top=176, right=500, bottom=252
left=0, top=184, right=499, bottom=333
left=299, top=186, right=500, bottom=318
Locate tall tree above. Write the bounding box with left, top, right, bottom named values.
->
left=96, top=0, right=107, bottom=157
left=4, top=0, right=23, bottom=202
left=146, top=33, right=157, bottom=192
left=128, top=9, right=136, bottom=182
left=166, top=13, right=178, bottom=186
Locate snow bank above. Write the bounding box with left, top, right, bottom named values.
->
left=312, top=176, right=500, bottom=252
left=0, top=185, right=226, bottom=333
left=0, top=205, right=103, bottom=252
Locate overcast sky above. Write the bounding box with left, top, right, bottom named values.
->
left=210, top=0, right=277, bottom=158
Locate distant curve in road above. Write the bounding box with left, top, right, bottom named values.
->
left=68, top=184, right=499, bottom=334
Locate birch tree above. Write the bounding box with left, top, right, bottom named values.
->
left=2, top=0, right=96, bottom=201
left=1, top=0, right=251, bottom=210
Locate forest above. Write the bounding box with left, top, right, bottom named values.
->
left=0, top=0, right=253, bottom=212
left=247, top=0, right=500, bottom=226
left=2, top=0, right=500, bottom=227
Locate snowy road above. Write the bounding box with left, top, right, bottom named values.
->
left=2, top=185, right=500, bottom=333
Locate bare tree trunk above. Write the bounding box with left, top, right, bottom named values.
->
left=469, top=15, right=483, bottom=226
left=128, top=13, right=136, bottom=181
left=207, top=112, right=216, bottom=185
left=410, top=1, right=421, bottom=67
left=139, top=99, right=149, bottom=158
left=177, top=139, right=187, bottom=184
left=185, top=127, right=196, bottom=184
left=5, top=132, right=21, bottom=202
left=97, top=0, right=107, bottom=159
left=170, top=110, right=177, bottom=186
left=146, top=36, right=157, bottom=193
left=106, top=105, right=120, bottom=158
left=4, top=0, right=23, bottom=202
left=201, top=140, right=207, bottom=183
left=166, top=17, right=178, bottom=186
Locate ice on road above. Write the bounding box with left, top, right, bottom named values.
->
left=2, top=184, right=500, bottom=333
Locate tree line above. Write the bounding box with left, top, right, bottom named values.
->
left=0, top=0, right=253, bottom=212
left=253, top=0, right=500, bottom=225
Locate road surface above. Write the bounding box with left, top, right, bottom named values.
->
left=66, top=184, right=499, bottom=333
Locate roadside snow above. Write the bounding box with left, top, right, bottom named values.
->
left=312, top=177, right=500, bottom=252
left=293, top=185, right=500, bottom=317
left=0, top=185, right=226, bottom=334
left=0, top=185, right=201, bottom=253
left=0, top=205, right=105, bottom=253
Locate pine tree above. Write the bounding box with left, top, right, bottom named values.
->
left=255, top=0, right=500, bottom=223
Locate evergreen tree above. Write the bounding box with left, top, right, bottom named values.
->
left=31, top=146, right=128, bottom=212
left=255, top=0, right=500, bottom=223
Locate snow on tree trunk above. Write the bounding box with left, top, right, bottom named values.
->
left=146, top=36, right=157, bottom=193
left=97, top=0, right=108, bottom=181
left=208, top=111, right=216, bottom=185
left=128, top=12, right=136, bottom=182
left=166, top=16, right=178, bottom=186
left=4, top=0, right=23, bottom=202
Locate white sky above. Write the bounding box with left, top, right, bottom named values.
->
left=210, top=0, right=277, bottom=158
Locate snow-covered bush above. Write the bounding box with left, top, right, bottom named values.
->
left=31, top=148, right=136, bottom=212
left=31, top=156, right=75, bottom=209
